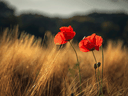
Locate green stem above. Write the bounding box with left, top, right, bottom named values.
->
left=92, top=51, right=97, bottom=63
left=95, top=69, right=98, bottom=93
left=92, top=51, right=101, bottom=95
left=101, top=45, right=104, bottom=84
left=101, top=45, right=104, bottom=95
left=69, top=41, right=82, bottom=93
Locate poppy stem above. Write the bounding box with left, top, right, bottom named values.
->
left=95, top=69, right=98, bottom=94
left=100, top=45, right=104, bottom=95
left=101, top=45, right=104, bottom=84
left=92, top=51, right=101, bottom=95
left=69, top=41, right=82, bottom=93
left=92, top=51, right=97, bottom=63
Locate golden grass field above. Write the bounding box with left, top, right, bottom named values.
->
left=0, top=26, right=128, bottom=96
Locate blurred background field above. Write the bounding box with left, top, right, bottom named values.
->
left=0, top=0, right=128, bottom=96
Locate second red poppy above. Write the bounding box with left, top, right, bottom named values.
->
left=79, top=33, right=103, bottom=52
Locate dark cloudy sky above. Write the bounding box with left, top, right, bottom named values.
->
left=4, top=0, right=128, bottom=18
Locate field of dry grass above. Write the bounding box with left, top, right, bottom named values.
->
left=0, top=26, right=128, bottom=96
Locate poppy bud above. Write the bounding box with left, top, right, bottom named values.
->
left=94, top=62, right=101, bottom=69
left=71, top=93, right=74, bottom=96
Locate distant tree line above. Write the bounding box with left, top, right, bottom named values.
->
left=0, top=1, right=128, bottom=48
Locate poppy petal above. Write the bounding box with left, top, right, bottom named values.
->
left=80, top=46, right=90, bottom=52
left=63, top=31, right=76, bottom=41
left=54, top=32, right=68, bottom=45
left=84, top=33, right=96, bottom=45
left=60, top=25, right=73, bottom=32
left=96, top=35, right=103, bottom=47
left=79, top=39, right=94, bottom=52
left=59, top=26, right=67, bottom=32
left=68, top=25, right=73, bottom=31
left=79, top=41, right=90, bottom=52
left=95, top=45, right=99, bottom=51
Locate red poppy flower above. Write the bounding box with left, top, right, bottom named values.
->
left=54, top=25, right=76, bottom=45
left=79, top=33, right=103, bottom=52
